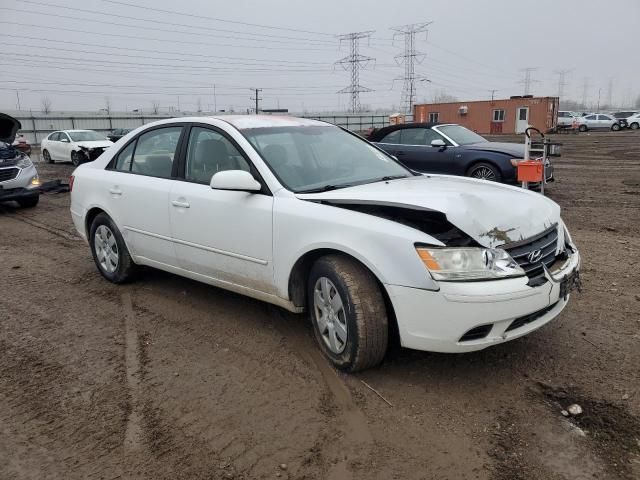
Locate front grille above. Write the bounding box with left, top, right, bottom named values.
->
left=505, top=302, right=558, bottom=332
left=88, top=148, right=105, bottom=160
left=459, top=324, right=493, bottom=342
left=504, top=224, right=559, bottom=280
left=0, top=167, right=19, bottom=182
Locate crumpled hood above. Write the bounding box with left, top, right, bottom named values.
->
left=76, top=140, right=113, bottom=149
left=0, top=113, right=21, bottom=144
left=296, top=175, right=560, bottom=248
left=466, top=141, right=525, bottom=158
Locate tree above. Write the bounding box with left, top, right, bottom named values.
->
left=41, top=96, right=52, bottom=114
left=431, top=89, right=458, bottom=104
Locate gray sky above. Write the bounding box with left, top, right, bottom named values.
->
left=1, top=0, right=638, bottom=113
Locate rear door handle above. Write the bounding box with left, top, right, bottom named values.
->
left=109, top=187, right=122, bottom=196
left=171, top=200, right=190, bottom=208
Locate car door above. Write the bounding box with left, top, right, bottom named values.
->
left=45, top=132, right=60, bottom=159
left=584, top=114, right=598, bottom=129
left=105, top=125, right=185, bottom=266
left=597, top=114, right=612, bottom=128
left=396, top=128, right=455, bottom=173
left=58, top=132, right=74, bottom=160
left=374, top=129, right=402, bottom=157
left=169, top=125, right=275, bottom=293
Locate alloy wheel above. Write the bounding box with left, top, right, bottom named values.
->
left=94, top=225, right=119, bottom=273
left=471, top=166, right=497, bottom=181
left=313, top=277, right=348, bottom=354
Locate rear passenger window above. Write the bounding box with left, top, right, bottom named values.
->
left=380, top=130, right=401, bottom=144
left=114, top=141, right=135, bottom=171
left=130, top=127, right=182, bottom=178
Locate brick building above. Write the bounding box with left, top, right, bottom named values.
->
left=413, top=96, right=559, bottom=134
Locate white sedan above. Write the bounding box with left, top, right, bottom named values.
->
left=70, top=116, right=581, bottom=371
left=41, top=129, right=113, bottom=166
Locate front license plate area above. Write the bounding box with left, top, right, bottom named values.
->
left=560, top=269, right=582, bottom=300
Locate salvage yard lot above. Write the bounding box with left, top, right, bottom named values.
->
left=1, top=131, right=639, bottom=479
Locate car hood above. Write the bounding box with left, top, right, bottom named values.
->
left=465, top=142, right=525, bottom=158
left=76, top=140, right=113, bottom=148
left=296, top=175, right=560, bottom=248
left=0, top=112, right=21, bottom=143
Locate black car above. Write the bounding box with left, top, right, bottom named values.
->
left=107, top=128, right=132, bottom=142
left=368, top=123, right=553, bottom=184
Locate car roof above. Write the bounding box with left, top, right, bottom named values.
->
left=369, top=122, right=447, bottom=140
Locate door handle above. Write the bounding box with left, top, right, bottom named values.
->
left=171, top=200, right=190, bottom=208
left=109, top=187, right=122, bottom=196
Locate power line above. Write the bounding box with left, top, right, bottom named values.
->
left=391, top=22, right=432, bottom=114
left=518, top=67, right=539, bottom=95
left=336, top=31, right=375, bottom=113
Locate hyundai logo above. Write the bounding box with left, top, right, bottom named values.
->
left=527, top=249, right=543, bottom=263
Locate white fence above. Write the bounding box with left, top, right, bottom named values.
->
left=14, top=112, right=412, bottom=144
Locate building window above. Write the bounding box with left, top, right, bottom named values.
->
left=492, top=109, right=505, bottom=122
left=428, top=112, right=439, bottom=123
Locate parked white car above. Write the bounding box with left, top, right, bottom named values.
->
left=41, top=130, right=113, bottom=166
left=70, top=116, right=581, bottom=371
left=578, top=114, right=621, bottom=132
left=625, top=112, right=640, bottom=130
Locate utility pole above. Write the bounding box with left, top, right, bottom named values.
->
left=15, top=90, right=21, bottom=111
left=391, top=22, right=432, bottom=115
left=596, top=88, right=601, bottom=113
left=335, top=31, right=375, bottom=113
left=489, top=89, right=498, bottom=101
left=581, top=77, right=589, bottom=109
left=250, top=88, right=262, bottom=114
left=554, top=69, right=572, bottom=99
left=518, top=67, right=539, bottom=96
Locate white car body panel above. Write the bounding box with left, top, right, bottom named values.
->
left=70, top=116, right=580, bottom=354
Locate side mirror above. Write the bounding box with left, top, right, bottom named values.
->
left=430, top=139, right=446, bottom=147
left=210, top=170, right=261, bottom=192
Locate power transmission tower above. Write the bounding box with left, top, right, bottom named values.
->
left=581, top=77, right=589, bottom=108
left=391, top=22, right=432, bottom=114
left=250, top=88, right=262, bottom=114
left=554, top=69, right=572, bottom=99
left=606, top=78, right=614, bottom=108
left=518, top=67, right=539, bottom=95
left=335, top=31, right=375, bottom=113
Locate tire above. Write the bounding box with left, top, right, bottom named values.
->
left=630, top=122, right=639, bottom=130
left=611, top=123, right=620, bottom=131
left=89, top=213, right=136, bottom=283
left=42, top=149, right=52, bottom=164
left=578, top=124, right=587, bottom=132
left=308, top=254, right=388, bottom=372
left=17, top=195, right=39, bottom=208
left=71, top=150, right=84, bottom=167
left=467, top=162, right=502, bottom=182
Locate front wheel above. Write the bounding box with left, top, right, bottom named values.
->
left=611, top=123, right=621, bottom=131
left=89, top=213, right=137, bottom=283
left=42, top=149, right=52, bottom=164
left=630, top=122, right=639, bottom=130
left=468, top=162, right=502, bottom=182
left=308, top=255, right=388, bottom=372
left=71, top=150, right=84, bottom=167
left=578, top=124, right=587, bottom=132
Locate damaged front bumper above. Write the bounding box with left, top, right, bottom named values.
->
left=386, top=246, right=581, bottom=353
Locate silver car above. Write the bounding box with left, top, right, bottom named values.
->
left=0, top=113, right=40, bottom=207
left=578, top=114, right=621, bottom=132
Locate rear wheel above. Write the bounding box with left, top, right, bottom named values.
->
left=42, top=149, right=52, bottom=164
left=308, top=255, right=388, bottom=372
left=611, top=123, right=621, bottom=131
left=71, top=150, right=84, bottom=167
left=468, top=162, right=502, bottom=182
left=89, top=213, right=136, bottom=283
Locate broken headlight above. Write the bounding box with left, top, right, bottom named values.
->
left=415, top=247, right=525, bottom=281
left=16, top=154, right=33, bottom=169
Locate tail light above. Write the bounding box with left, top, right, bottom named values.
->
left=69, top=175, right=75, bottom=192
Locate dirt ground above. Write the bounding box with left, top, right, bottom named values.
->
left=1, top=131, right=639, bottom=480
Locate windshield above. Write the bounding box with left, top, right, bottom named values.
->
left=436, top=125, right=487, bottom=145
left=242, top=126, right=412, bottom=193
left=68, top=131, right=107, bottom=142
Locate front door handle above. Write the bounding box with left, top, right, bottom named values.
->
left=171, top=200, right=190, bottom=208
left=109, top=187, right=122, bottom=196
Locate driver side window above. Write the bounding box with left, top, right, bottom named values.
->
left=185, top=127, right=250, bottom=184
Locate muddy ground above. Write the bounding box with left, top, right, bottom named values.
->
left=1, top=131, right=639, bottom=480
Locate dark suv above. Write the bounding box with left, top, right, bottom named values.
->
left=107, top=128, right=132, bottom=142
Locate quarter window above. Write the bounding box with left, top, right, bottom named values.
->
left=380, top=129, right=401, bottom=144
left=428, top=112, right=439, bottom=123
left=185, top=127, right=250, bottom=184
left=114, top=141, right=135, bottom=171
left=493, top=109, right=505, bottom=122
left=130, top=126, right=182, bottom=178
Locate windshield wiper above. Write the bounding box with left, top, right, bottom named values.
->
left=378, top=175, right=409, bottom=181
left=297, top=183, right=353, bottom=193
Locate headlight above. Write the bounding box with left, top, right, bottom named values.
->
left=16, top=154, right=33, bottom=169
left=416, top=247, right=525, bottom=281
